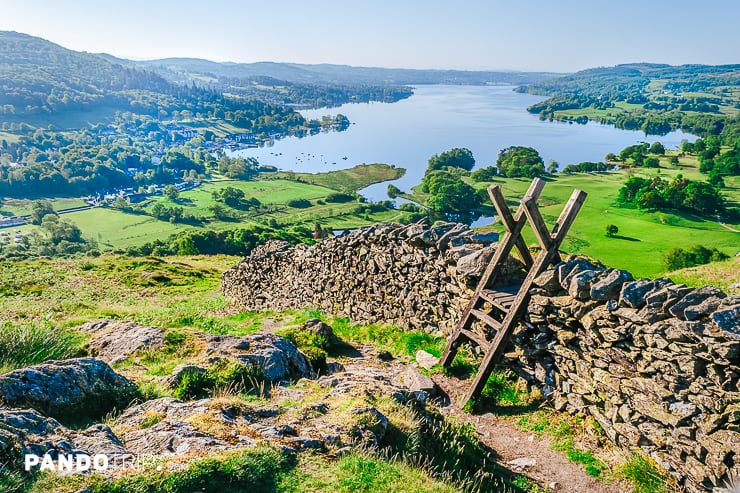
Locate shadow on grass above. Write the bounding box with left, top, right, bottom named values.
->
left=612, top=234, right=641, bottom=242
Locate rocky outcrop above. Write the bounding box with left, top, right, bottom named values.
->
left=0, top=408, right=128, bottom=464
left=508, top=257, right=740, bottom=492
left=81, top=320, right=164, bottom=364
left=204, top=333, right=315, bottom=381
left=0, top=358, right=138, bottom=423
left=222, top=220, right=522, bottom=333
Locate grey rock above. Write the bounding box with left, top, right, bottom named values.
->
left=668, top=286, right=725, bottom=320
left=403, top=368, right=436, bottom=396
left=301, top=318, right=334, bottom=340
left=456, top=245, right=495, bottom=279
left=619, top=278, right=673, bottom=309
left=507, top=457, right=537, bottom=471
left=81, top=320, right=164, bottom=364
left=568, top=270, right=599, bottom=300
left=711, top=304, right=740, bottom=337
left=415, top=350, right=440, bottom=370
left=206, top=333, right=315, bottom=381
left=590, top=269, right=634, bottom=300
left=0, top=358, right=137, bottom=422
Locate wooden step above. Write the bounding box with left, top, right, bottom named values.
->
left=479, top=287, right=519, bottom=312
left=460, top=328, right=490, bottom=351
left=470, top=309, right=502, bottom=331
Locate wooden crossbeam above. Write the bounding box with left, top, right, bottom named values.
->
left=440, top=178, right=587, bottom=407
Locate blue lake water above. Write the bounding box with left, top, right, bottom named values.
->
left=233, top=85, right=695, bottom=202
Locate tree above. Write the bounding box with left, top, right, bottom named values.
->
left=605, top=224, right=619, bottom=237
left=649, top=142, right=666, bottom=155
left=427, top=148, right=475, bottom=172
left=470, top=166, right=498, bottom=182
left=421, top=170, right=481, bottom=223
left=547, top=160, right=559, bottom=174
left=496, top=146, right=545, bottom=178
left=163, top=185, right=180, bottom=201
left=387, top=184, right=402, bottom=198
left=31, top=200, right=56, bottom=225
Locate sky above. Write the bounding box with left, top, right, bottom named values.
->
left=1, top=0, right=738, bottom=73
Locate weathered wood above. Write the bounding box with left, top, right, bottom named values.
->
left=439, top=179, right=545, bottom=367
left=440, top=178, right=587, bottom=407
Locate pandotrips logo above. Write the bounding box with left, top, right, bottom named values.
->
left=25, top=453, right=108, bottom=472
left=23, top=453, right=164, bottom=472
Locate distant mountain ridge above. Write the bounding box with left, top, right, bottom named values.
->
left=97, top=55, right=561, bottom=86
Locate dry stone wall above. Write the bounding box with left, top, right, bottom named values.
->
left=223, top=220, right=521, bottom=333
left=223, top=222, right=739, bottom=492
left=510, top=257, right=739, bottom=492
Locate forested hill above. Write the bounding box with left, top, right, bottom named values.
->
left=0, top=31, right=409, bottom=125
left=0, top=31, right=186, bottom=118
left=99, top=55, right=560, bottom=86
left=516, top=63, right=740, bottom=141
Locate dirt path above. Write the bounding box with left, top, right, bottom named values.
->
left=253, top=317, right=630, bottom=491
left=432, top=373, right=630, bottom=493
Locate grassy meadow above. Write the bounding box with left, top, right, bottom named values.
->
left=471, top=159, right=740, bottom=279
left=2, top=164, right=411, bottom=250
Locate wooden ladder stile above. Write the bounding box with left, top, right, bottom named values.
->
left=440, top=178, right=587, bottom=406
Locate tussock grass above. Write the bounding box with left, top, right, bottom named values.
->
left=0, top=322, right=86, bottom=373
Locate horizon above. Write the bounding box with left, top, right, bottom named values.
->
left=1, top=0, right=738, bottom=73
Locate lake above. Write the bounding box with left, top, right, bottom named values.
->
left=234, top=85, right=695, bottom=202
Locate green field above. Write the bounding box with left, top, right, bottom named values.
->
left=0, top=197, right=87, bottom=217
left=273, top=163, right=405, bottom=192
left=9, top=165, right=413, bottom=250
left=474, top=168, right=739, bottom=278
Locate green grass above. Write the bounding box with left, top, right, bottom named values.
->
left=273, top=163, right=406, bottom=192
left=470, top=169, right=740, bottom=278
left=10, top=175, right=413, bottom=251
left=0, top=197, right=87, bottom=217
left=619, top=453, right=671, bottom=493
left=0, top=322, right=87, bottom=373
left=517, top=411, right=608, bottom=479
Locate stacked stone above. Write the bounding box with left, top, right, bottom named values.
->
left=514, top=256, right=739, bottom=492
left=222, top=220, right=522, bottom=333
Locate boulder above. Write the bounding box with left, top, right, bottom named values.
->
left=415, top=350, right=440, bottom=370
left=0, top=358, right=138, bottom=422
left=81, top=320, right=164, bottom=364
left=205, top=333, right=314, bottom=381
left=590, top=269, right=633, bottom=301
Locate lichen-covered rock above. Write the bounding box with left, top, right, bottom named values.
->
left=205, top=333, right=314, bottom=381
left=0, top=358, right=138, bottom=422
left=0, top=408, right=127, bottom=468
left=81, top=320, right=164, bottom=364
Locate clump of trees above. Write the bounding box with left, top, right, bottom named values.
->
left=562, top=161, right=608, bottom=174
left=496, top=146, right=545, bottom=178
left=420, top=169, right=481, bottom=224
left=662, top=245, right=729, bottom=271
left=212, top=187, right=261, bottom=210
left=470, top=166, right=498, bottom=182
left=427, top=148, right=475, bottom=172
left=617, top=175, right=725, bottom=215
left=125, top=226, right=310, bottom=257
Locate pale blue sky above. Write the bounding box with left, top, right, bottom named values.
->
left=1, top=0, right=738, bottom=72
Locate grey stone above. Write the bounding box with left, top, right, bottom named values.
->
left=206, top=333, right=315, bottom=381
left=415, top=350, right=440, bottom=370
left=619, top=278, right=673, bottom=309
left=403, top=368, right=436, bottom=396
left=81, top=320, right=164, bottom=364
left=711, top=304, right=740, bottom=337
left=590, top=269, right=634, bottom=300
left=0, top=358, right=137, bottom=422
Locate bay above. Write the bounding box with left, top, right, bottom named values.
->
left=233, top=85, right=695, bottom=202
